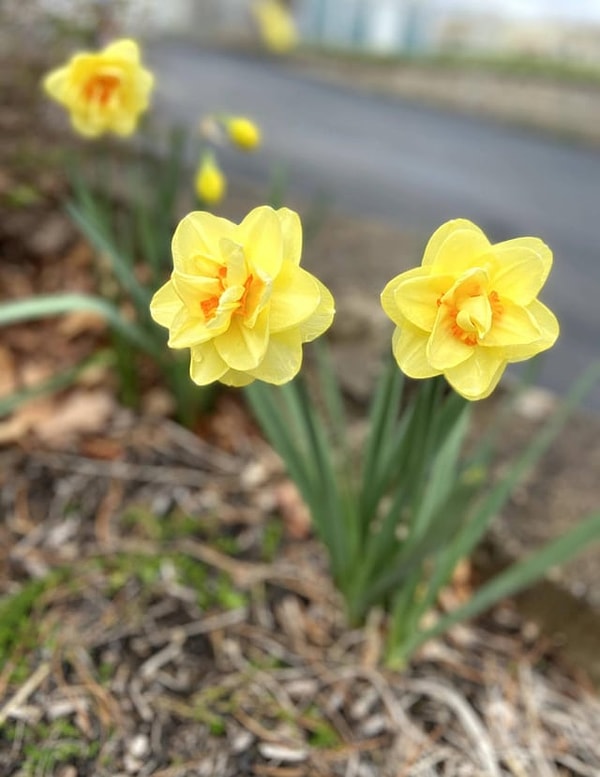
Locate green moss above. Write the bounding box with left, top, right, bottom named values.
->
left=212, top=535, right=240, bottom=555
left=260, top=520, right=283, bottom=562
left=0, top=570, right=68, bottom=665
left=2, top=183, right=41, bottom=207
left=208, top=717, right=227, bottom=736
left=213, top=572, right=247, bottom=610
left=3, top=718, right=101, bottom=776
left=304, top=707, right=342, bottom=749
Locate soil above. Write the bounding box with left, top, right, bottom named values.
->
left=1, top=27, right=600, bottom=777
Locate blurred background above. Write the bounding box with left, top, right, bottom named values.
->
left=3, top=0, right=600, bottom=407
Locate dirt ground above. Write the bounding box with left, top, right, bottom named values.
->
left=1, top=33, right=600, bottom=776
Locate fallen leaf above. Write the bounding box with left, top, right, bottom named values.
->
left=35, top=389, right=116, bottom=446
left=274, top=479, right=312, bottom=539
left=0, top=346, right=17, bottom=397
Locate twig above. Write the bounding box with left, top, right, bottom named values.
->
left=0, top=662, right=50, bottom=725
left=404, top=678, right=502, bottom=777
left=31, top=451, right=239, bottom=487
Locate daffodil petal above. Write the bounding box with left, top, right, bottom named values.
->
left=189, top=342, right=228, bottom=385
left=237, top=206, right=283, bottom=278
left=298, top=279, right=335, bottom=342
left=103, top=39, right=140, bottom=63
left=168, top=307, right=210, bottom=348
left=423, top=219, right=490, bottom=272
left=110, top=113, right=137, bottom=137
left=71, top=113, right=103, bottom=137
left=215, top=311, right=269, bottom=370
left=499, top=299, right=559, bottom=361
left=277, top=207, right=302, bottom=265
left=171, top=271, right=222, bottom=312
left=248, top=329, right=303, bottom=384
left=392, top=324, right=440, bottom=379
left=172, top=212, right=236, bottom=270
left=427, top=307, right=473, bottom=370
left=43, top=67, right=68, bottom=100
left=445, top=349, right=506, bottom=400
left=220, top=369, right=256, bottom=387
left=489, top=238, right=552, bottom=304
left=482, top=298, right=541, bottom=347
left=393, top=273, right=454, bottom=332
left=381, top=267, right=429, bottom=326
left=269, top=262, right=320, bottom=333
left=149, top=280, right=183, bottom=328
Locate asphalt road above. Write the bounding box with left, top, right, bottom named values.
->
left=147, top=41, right=600, bottom=410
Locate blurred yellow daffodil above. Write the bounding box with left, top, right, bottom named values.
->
left=252, top=0, right=298, bottom=54
left=150, top=206, right=335, bottom=386
left=226, top=117, right=262, bottom=151
left=194, top=153, right=226, bottom=206
left=43, top=38, right=153, bottom=138
left=381, top=219, right=559, bottom=400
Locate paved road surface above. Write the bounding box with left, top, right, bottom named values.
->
left=147, top=41, right=600, bottom=410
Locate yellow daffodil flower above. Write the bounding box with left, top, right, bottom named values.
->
left=252, top=0, right=298, bottom=53
left=227, top=117, right=262, bottom=151
left=381, top=219, right=559, bottom=400
left=194, top=153, right=226, bottom=206
left=43, top=39, right=154, bottom=138
left=150, top=206, right=335, bottom=386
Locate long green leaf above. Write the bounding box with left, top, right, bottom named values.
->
left=403, top=361, right=600, bottom=644
left=295, top=378, right=350, bottom=583
left=0, top=351, right=114, bottom=418
left=0, top=293, right=160, bottom=357
left=410, top=401, right=471, bottom=544
left=312, top=339, right=347, bottom=450
left=244, top=382, right=317, bottom=507
left=395, top=508, right=600, bottom=664
left=67, top=201, right=150, bottom=314
left=359, top=355, right=404, bottom=523
left=443, top=362, right=600, bottom=587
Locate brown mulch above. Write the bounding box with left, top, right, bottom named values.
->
left=2, top=407, right=600, bottom=777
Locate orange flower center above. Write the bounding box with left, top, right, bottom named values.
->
left=200, top=265, right=265, bottom=322
left=438, top=284, right=503, bottom=346
left=83, top=73, right=121, bottom=106
left=201, top=266, right=228, bottom=321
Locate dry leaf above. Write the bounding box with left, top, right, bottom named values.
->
left=34, top=389, right=116, bottom=446
left=0, top=397, right=56, bottom=445
left=0, top=346, right=17, bottom=397
left=274, top=480, right=312, bottom=539
left=57, top=310, right=106, bottom=339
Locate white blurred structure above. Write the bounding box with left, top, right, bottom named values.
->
left=299, top=0, right=600, bottom=61
left=37, top=0, right=600, bottom=62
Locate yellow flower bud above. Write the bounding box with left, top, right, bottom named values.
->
left=194, top=154, right=226, bottom=206
left=227, top=117, right=261, bottom=151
